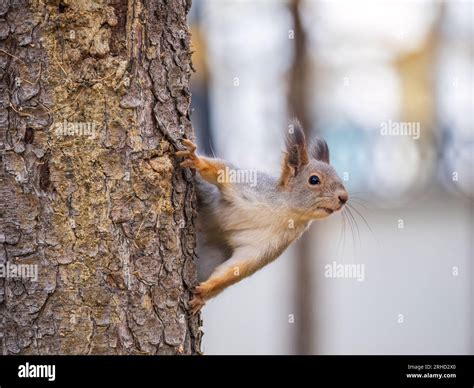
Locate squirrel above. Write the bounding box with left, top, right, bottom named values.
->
left=176, top=120, right=348, bottom=314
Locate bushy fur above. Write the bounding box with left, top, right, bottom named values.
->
left=195, top=123, right=347, bottom=283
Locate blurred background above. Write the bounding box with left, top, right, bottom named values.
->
left=187, top=0, right=473, bottom=354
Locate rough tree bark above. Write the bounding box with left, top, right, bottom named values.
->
left=0, top=0, right=202, bottom=354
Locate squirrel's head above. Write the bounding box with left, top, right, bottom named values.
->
left=278, top=120, right=348, bottom=220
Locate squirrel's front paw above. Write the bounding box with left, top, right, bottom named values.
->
left=176, top=139, right=201, bottom=170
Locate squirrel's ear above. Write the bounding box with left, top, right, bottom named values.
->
left=279, top=119, right=309, bottom=187
left=285, top=119, right=309, bottom=170
left=311, top=137, right=330, bottom=164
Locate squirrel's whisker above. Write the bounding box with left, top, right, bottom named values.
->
left=345, top=206, right=361, bottom=253
left=344, top=208, right=356, bottom=258
left=348, top=199, right=369, bottom=210
left=347, top=203, right=377, bottom=245
left=349, top=191, right=370, bottom=196
left=337, top=212, right=346, bottom=259
left=342, top=210, right=348, bottom=259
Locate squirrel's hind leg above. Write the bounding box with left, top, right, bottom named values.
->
left=188, top=248, right=260, bottom=314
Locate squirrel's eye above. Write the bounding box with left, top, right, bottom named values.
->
left=309, top=175, right=321, bottom=185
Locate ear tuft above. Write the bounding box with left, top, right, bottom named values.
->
left=311, top=137, right=330, bottom=164
left=279, top=119, right=309, bottom=187
left=285, top=119, right=309, bottom=170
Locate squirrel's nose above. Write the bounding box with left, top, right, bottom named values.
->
left=338, top=192, right=348, bottom=204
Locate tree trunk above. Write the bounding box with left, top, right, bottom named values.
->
left=288, top=0, right=314, bottom=355
left=0, top=0, right=202, bottom=355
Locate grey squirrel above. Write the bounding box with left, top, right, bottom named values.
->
left=176, top=120, right=348, bottom=314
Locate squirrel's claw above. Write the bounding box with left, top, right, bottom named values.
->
left=179, top=159, right=196, bottom=168
left=189, top=296, right=205, bottom=315
left=176, top=139, right=197, bottom=156
left=176, top=139, right=200, bottom=170
left=188, top=284, right=207, bottom=315
left=181, top=139, right=197, bottom=152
